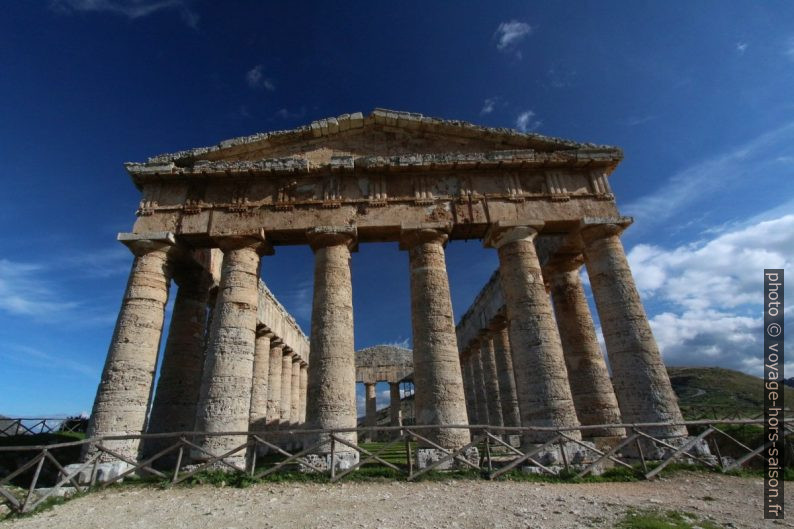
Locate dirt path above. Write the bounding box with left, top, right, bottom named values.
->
left=2, top=472, right=791, bottom=529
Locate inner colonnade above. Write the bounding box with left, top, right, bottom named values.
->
left=85, top=109, right=692, bottom=470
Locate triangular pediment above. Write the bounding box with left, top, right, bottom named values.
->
left=129, top=109, right=620, bottom=172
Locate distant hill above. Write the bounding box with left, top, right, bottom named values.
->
left=667, top=366, right=793, bottom=412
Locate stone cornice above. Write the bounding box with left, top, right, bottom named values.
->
left=125, top=148, right=623, bottom=186
left=125, top=108, right=622, bottom=175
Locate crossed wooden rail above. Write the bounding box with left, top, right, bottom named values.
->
left=0, top=419, right=789, bottom=514
left=0, top=419, right=84, bottom=437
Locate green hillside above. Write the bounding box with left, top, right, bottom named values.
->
left=667, top=366, right=792, bottom=416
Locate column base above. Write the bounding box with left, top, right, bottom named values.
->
left=188, top=450, right=248, bottom=470
left=520, top=440, right=598, bottom=467
left=61, top=462, right=133, bottom=485
left=416, top=447, right=479, bottom=470
left=300, top=451, right=360, bottom=473
left=621, top=435, right=714, bottom=463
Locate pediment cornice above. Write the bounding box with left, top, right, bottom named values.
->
left=125, top=109, right=622, bottom=181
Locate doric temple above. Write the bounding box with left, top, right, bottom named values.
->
left=86, top=108, right=690, bottom=469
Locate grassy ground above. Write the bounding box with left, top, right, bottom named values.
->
left=615, top=508, right=723, bottom=529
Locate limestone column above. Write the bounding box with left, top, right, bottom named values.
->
left=471, top=345, right=490, bottom=426
left=480, top=335, right=503, bottom=429
left=460, top=353, right=476, bottom=423
left=290, top=357, right=301, bottom=426
left=548, top=258, right=624, bottom=438
left=464, top=355, right=480, bottom=423
left=86, top=235, right=173, bottom=461
left=248, top=328, right=274, bottom=432
left=389, top=382, right=402, bottom=427
left=299, top=362, right=308, bottom=424
left=490, top=320, right=521, bottom=429
left=486, top=224, right=581, bottom=443
left=581, top=223, right=686, bottom=438
left=304, top=226, right=358, bottom=464
left=280, top=349, right=293, bottom=427
left=401, top=228, right=470, bottom=451
left=193, top=235, right=270, bottom=461
left=364, top=382, right=377, bottom=442
left=145, top=266, right=210, bottom=457
left=265, top=342, right=283, bottom=428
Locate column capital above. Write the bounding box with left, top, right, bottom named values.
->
left=578, top=216, right=633, bottom=243
left=307, top=225, right=357, bottom=251
left=256, top=326, right=275, bottom=339
left=215, top=231, right=273, bottom=255
left=487, top=314, right=508, bottom=332
left=399, top=223, right=450, bottom=250
left=118, top=231, right=175, bottom=256
left=483, top=221, right=544, bottom=249
left=282, top=346, right=295, bottom=357
left=544, top=253, right=585, bottom=277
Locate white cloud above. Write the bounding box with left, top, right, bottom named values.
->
left=736, top=42, right=748, bottom=55
left=515, top=110, right=542, bottom=132
left=623, top=115, right=656, bottom=127
left=246, top=65, right=275, bottom=91
left=274, top=107, right=306, bottom=120
left=546, top=66, right=576, bottom=88
left=623, top=121, right=794, bottom=233
left=480, top=97, right=498, bottom=115
left=280, top=279, right=313, bottom=323
left=494, top=20, right=532, bottom=54
left=623, top=214, right=794, bottom=376
left=0, top=344, right=97, bottom=379
left=51, top=0, right=199, bottom=28
left=0, top=259, right=79, bottom=317
left=785, top=37, right=794, bottom=61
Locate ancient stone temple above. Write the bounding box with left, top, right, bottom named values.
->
left=86, top=108, right=689, bottom=470
left=356, top=345, right=413, bottom=441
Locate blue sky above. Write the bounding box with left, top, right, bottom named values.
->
left=1, top=1, right=792, bottom=417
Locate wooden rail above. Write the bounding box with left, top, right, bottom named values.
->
left=0, top=419, right=789, bottom=514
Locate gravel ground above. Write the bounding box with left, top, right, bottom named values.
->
left=2, top=472, right=791, bottom=529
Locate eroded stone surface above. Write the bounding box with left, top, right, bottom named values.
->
left=581, top=225, right=686, bottom=438
left=86, top=239, right=172, bottom=461
left=403, top=229, right=470, bottom=450
left=488, top=226, right=582, bottom=444
left=548, top=263, right=624, bottom=438
left=305, top=227, right=358, bottom=452
left=248, top=330, right=273, bottom=432
left=193, top=239, right=266, bottom=461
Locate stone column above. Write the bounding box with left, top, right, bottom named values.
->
left=86, top=235, right=173, bottom=461
left=248, top=328, right=273, bottom=432
left=280, top=350, right=293, bottom=427
left=548, top=258, right=624, bottom=438
left=464, top=354, right=480, bottom=424
left=265, top=342, right=283, bottom=428
left=480, top=335, right=503, bottom=429
left=290, top=357, right=301, bottom=426
left=486, top=224, right=582, bottom=445
left=299, top=362, right=308, bottom=425
left=389, top=382, right=402, bottom=428
left=460, top=353, right=476, bottom=424
left=304, top=226, right=358, bottom=468
left=193, top=236, right=270, bottom=462
left=490, top=320, right=521, bottom=429
left=145, top=266, right=210, bottom=458
left=581, top=223, right=686, bottom=438
left=401, top=227, right=471, bottom=459
left=471, top=345, right=490, bottom=426
left=364, top=382, right=377, bottom=442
